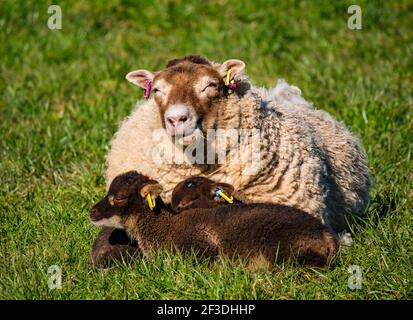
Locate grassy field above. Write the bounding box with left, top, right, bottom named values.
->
left=0, top=0, right=412, bottom=299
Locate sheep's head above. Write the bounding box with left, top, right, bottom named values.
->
left=89, top=171, right=163, bottom=228
left=126, top=56, right=246, bottom=146
left=171, top=176, right=235, bottom=212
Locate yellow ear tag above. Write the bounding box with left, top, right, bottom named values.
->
left=225, top=69, right=231, bottom=86
left=214, top=187, right=234, bottom=204
left=145, top=191, right=156, bottom=210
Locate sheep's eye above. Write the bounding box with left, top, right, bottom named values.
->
left=202, top=83, right=218, bottom=92
left=113, top=197, right=129, bottom=207
left=108, top=194, right=129, bottom=207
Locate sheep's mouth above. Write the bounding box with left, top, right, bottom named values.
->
left=90, top=216, right=125, bottom=229
left=177, top=131, right=197, bottom=146
left=172, top=195, right=200, bottom=212
left=173, top=195, right=200, bottom=212
left=90, top=217, right=104, bottom=226
left=176, top=200, right=193, bottom=211
left=176, top=119, right=203, bottom=146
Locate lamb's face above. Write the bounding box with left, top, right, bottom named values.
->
left=171, top=176, right=235, bottom=212
left=126, top=56, right=245, bottom=146
left=89, top=171, right=163, bottom=228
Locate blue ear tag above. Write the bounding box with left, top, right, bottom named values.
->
left=214, top=187, right=234, bottom=204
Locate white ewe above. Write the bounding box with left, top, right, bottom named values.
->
left=106, top=55, right=371, bottom=239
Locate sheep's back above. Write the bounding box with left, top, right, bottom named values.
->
left=172, top=203, right=332, bottom=263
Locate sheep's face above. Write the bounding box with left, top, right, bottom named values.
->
left=171, top=176, right=235, bottom=212
left=89, top=171, right=163, bottom=228
left=126, top=56, right=245, bottom=146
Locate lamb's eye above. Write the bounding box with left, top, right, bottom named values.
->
left=113, top=197, right=129, bottom=207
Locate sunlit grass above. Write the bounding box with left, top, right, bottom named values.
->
left=0, top=0, right=412, bottom=299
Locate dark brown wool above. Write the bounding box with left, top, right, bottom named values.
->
left=166, top=55, right=211, bottom=68
left=90, top=172, right=337, bottom=268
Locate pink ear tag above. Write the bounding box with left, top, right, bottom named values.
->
left=229, top=81, right=237, bottom=90
left=144, top=80, right=151, bottom=99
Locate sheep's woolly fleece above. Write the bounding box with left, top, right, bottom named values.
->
left=106, top=78, right=371, bottom=235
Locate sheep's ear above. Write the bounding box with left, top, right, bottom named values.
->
left=139, top=183, right=163, bottom=199
left=217, top=59, right=246, bottom=80
left=211, top=183, right=235, bottom=200
left=125, top=69, right=154, bottom=88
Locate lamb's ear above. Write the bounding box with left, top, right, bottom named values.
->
left=211, top=183, right=235, bottom=200
left=125, top=69, right=154, bottom=88
left=217, top=59, right=246, bottom=80
left=139, top=183, right=163, bottom=199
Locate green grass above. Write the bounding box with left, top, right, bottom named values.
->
left=1, top=0, right=412, bottom=299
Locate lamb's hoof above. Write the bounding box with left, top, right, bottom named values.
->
left=338, top=232, right=353, bottom=249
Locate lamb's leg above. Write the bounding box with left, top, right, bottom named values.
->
left=337, top=232, right=353, bottom=247
left=295, top=231, right=338, bottom=267
left=88, top=227, right=141, bottom=268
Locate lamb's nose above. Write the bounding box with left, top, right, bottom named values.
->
left=166, top=115, right=188, bottom=127
left=89, top=207, right=98, bottom=219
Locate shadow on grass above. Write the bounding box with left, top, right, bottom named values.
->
left=350, top=191, right=398, bottom=233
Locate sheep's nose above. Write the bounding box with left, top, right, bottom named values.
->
left=166, top=115, right=189, bottom=127
left=89, top=207, right=98, bottom=220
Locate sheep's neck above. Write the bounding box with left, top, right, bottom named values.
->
left=216, top=89, right=262, bottom=131
left=124, top=207, right=175, bottom=252
left=204, top=86, right=283, bottom=187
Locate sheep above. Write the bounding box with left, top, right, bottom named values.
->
left=171, top=176, right=241, bottom=212
left=88, top=226, right=140, bottom=268
left=105, top=55, right=371, bottom=240
left=89, top=171, right=337, bottom=268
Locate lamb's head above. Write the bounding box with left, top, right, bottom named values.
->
left=171, top=176, right=235, bottom=212
left=89, top=171, right=163, bottom=228
left=126, top=56, right=246, bottom=146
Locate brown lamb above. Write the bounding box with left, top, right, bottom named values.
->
left=90, top=171, right=337, bottom=268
